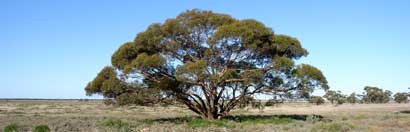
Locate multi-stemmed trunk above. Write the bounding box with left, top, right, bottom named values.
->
left=178, top=84, right=248, bottom=120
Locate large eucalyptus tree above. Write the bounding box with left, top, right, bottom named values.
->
left=85, top=9, right=328, bottom=120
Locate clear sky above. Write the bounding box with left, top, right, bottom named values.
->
left=1, top=0, right=409, bottom=98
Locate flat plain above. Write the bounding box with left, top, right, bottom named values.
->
left=1, top=100, right=409, bottom=132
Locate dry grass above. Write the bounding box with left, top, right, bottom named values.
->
left=1, top=100, right=409, bottom=132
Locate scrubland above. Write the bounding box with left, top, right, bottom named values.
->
left=1, top=100, right=409, bottom=132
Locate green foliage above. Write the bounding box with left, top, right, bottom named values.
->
left=273, top=56, right=294, bottom=71
left=100, top=118, right=131, bottom=132
left=293, top=64, right=329, bottom=91
left=346, top=92, right=359, bottom=104
left=33, top=125, right=50, bottom=132
left=240, top=69, right=264, bottom=85
left=309, top=96, right=325, bottom=105
left=85, top=66, right=160, bottom=106
left=130, top=53, right=165, bottom=70
left=187, top=118, right=231, bottom=128
left=86, top=9, right=328, bottom=120
left=213, top=19, right=272, bottom=50
left=394, top=92, right=409, bottom=103
left=176, top=60, right=208, bottom=82
left=362, top=86, right=392, bottom=103
left=85, top=66, right=127, bottom=97
left=111, top=42, right=140, bottom=70
left=183, top=116, right=293, bottom=128
left=311, top=122, right=355, bottom=132
left=239, top=117, right=293, bottom=125
left=273, top=34, right=309, bottom=58
left=4, top=123, right=19, bottom=132
left=324, top=90, right=346, bottom=105
left=116, top=93, right=143, bottom=106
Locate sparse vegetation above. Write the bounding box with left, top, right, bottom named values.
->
left=309, top=96, right=325, bottom=105
left=2, top=2, right=409, bottom=132
left=186, top=118, right=231, bottom=128
left=265, top=99, right=283, bottom=107
left=99, top=118, right=131, bottom=132
left=3, top=123, right=19, bottom=132
left=400, top=110, right=410, bottom=114
left=1, top=100, right=409, bottom=131
left=311, top=122, right=355, bottom=132
left=33, top=125, right=50, bottom=132
left=238, top=95, right=255, bottom=108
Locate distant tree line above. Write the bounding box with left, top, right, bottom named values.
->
left=309, top=86, right=410, bottom=105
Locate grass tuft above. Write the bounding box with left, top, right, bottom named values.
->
left=311, top=122, right=355, bottom=132
left=4, top=123, right=19, bottom=132
left=99, top=118, right=132, bottom=132
left=33, top=125, right=50, bottom=132
left=187, top=118, right=231, bottom=128
left=238, top=117, right=293, bottom=125
left=400, top=110, right=410, bottom=114
left=144, top=115, right=295, bottom=128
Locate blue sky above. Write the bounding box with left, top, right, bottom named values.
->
left=1, top=0, right=409, bottom=98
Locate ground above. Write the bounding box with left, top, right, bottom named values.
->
left=0, top=100, right=409, bottom=132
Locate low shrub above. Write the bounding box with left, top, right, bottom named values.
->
left=400, top=110, right=410, bottom=114
left=33, top=125, right=50, bottom=132
left=187, top=118, right=231, bottom=128
left=99, top=118, right=131, bottom=132
left=103, top=99, right=114, bottom=105
left=311, top=122, right=355, bottom=132
left=144, top=115, right=295, bottom=128
left=265, top=99, right=283, bottom=107
left=240, top=117, right=293, bottom=125
left=188, top=116, right=293, bottom=128
left=306, top=115, right=322, bottom=123
left=4, top=123, right=19, bottom=132
left=309, top=96, right=325, bottom=105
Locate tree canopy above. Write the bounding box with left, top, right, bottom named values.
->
left=323, top=90, right=346, bottom=105
left=85, top=9, right=328, bottom=120
left=362, top=86, right=392, bottom=103
left=346, top=92, right=359, bottom=104
left=393, top=92, right=409, bottom=103
left=309, top=96, right=325, bottom=105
